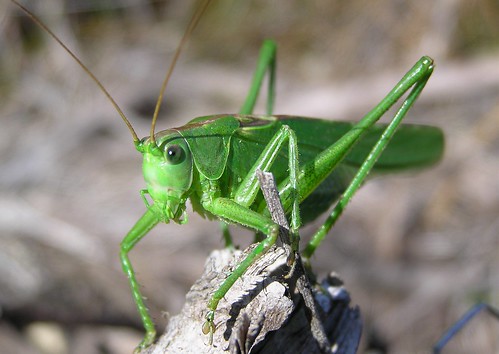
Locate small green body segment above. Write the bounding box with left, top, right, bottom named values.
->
left=119, top=40, right=442, bottom=349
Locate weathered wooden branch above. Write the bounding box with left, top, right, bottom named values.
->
left=142, top=171, right=362, bottom=354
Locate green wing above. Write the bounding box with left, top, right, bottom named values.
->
left=228, top=115, right=444, bottom=224
left=279, top=116, right=444, bottom=222
left=279, top=116, right=444, bottom=171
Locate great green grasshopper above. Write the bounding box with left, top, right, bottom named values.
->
left=12, top=0, right=443, bottom=350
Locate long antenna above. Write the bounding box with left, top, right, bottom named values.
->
left=11, top=0, right=140, bottom=142
left=149, top=0, right=212, bottom=145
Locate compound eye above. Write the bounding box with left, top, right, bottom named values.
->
left=165, top=144, right=185, bottom=165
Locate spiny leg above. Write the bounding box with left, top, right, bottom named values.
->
left=120, top=208, right=160, bottom=350
left=203, top=124, right=301, bottom=336
left=302, top=57, right=434, bottom=259
left=233, top=124, right=301, bottom=247
left=201, top=197, right=280, bottom=342
left=239, top=40, right=277, bottom=115
left=273, top=56, right=435, bottom=220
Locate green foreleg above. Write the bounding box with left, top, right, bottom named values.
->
left=120, top=208, right=160, bottom=350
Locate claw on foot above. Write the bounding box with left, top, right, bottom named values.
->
left=202, top=310, right=216, bottom=345
left=134, top=329, right=157, bottom=353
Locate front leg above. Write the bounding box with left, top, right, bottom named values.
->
left=201, top=197, right=280, bottom=343
left=120, top=208, right=161, bottom=351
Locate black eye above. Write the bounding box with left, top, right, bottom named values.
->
left=165, top=144, right=185, bottom=164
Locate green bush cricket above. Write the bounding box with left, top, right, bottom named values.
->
left=12, top=0, right=444, bottom=350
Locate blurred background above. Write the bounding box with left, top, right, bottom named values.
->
left=1, top=0, right=498, bottom=353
